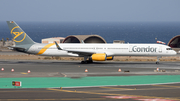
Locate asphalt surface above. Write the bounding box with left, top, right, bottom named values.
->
left=0, top=60, right=180, bottom=77
left=0, top=53, right=180, bottom=100
left=0, top=51, right=26, bottom=55
left=1, top=83, right=180, bottom=101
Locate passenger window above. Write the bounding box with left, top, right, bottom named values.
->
left=166, top=48, right=172, bottom=50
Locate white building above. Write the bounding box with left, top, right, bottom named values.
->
left=41, top=37, right=65, bottom=44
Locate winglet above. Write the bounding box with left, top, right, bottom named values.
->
left=54, top=41, right=62, bottom=50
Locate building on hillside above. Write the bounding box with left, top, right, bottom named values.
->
left=4, top=40, right=15, bottom=47
left=168, top=35, right=180, bottom=52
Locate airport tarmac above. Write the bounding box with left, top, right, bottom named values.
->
left=0, top=59, right=180, bottom=100
left=0, top=60, right=180, bottom=77
left=1, top=83, right=180, bottom=101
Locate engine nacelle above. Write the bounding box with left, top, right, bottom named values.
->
left=91, top=53, right=106, bottom=61
left=106, top=56, right=114, bottom=60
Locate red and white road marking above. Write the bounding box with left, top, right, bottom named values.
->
left=103, top=96, right=177, bottom=101
left=103, top=96, right=140, bottom=99
left=136, top=99, right=177, bottom=101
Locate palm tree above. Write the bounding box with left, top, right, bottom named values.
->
left=6, top=38, right=9, bottom=41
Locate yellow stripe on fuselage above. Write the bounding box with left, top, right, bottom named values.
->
left=37, top=43, right=55, bottom=55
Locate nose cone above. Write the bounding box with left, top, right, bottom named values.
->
left=172, top=50, right=177, bottom=55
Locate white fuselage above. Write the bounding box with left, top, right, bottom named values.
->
left=27, top=43, right=177, bottom=57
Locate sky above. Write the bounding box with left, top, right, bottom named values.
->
left=0, top=0, right=180, bottom=22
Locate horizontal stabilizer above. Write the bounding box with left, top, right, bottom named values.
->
left=9, top=46, right=26, bottom=52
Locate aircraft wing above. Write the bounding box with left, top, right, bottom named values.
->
left=66, top=50, right=95, bottom=56
left=54, top=41, right=95, bottom=56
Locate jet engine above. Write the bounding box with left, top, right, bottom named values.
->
left=91, top=53, right=106, bottom=61
left=91, top=53, right=114, bottom=61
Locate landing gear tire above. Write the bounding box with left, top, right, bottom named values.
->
left=81, top=60, right=93, bottom=64
left=156, top=56, right=161, bottom=64
left=87, top=60, right=93, bottom=63
left=81, top=61, right=87, bottom=64
left=156, top=62, right=159, bottom=64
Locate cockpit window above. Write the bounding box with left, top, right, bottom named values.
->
left=166, top=48, right=172, bottom=50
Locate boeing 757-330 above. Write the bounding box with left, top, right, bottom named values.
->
left=6, top=21, right=177, bottom=64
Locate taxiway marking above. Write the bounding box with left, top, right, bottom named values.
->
left=21, top=72, right=28, bottom=74
left=47, top=88, right=180, bottom=100
left=152, top=85, right=180, bottom=88
left=100, top=86, right=178, bottom=91
left=100, top=87, right=135, bottom=90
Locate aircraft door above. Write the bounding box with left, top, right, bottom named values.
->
left=159, top=46, right=162, bottom=53
left=129, top=45, right=133, bottom=52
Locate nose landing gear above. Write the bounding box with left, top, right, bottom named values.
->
left=156, top=56, right=161, bottom=64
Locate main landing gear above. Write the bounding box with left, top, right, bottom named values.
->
left=81, top=60, right=93, bottom=64
left=81, top=56, right=93, bottom=64
left=156, top=61, right=159, bottom=64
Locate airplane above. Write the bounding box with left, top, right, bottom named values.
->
left=6, top=21, right=177, bottom=64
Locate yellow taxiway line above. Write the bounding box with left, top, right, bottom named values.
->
left=47, top=88, right=180, bottom=100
